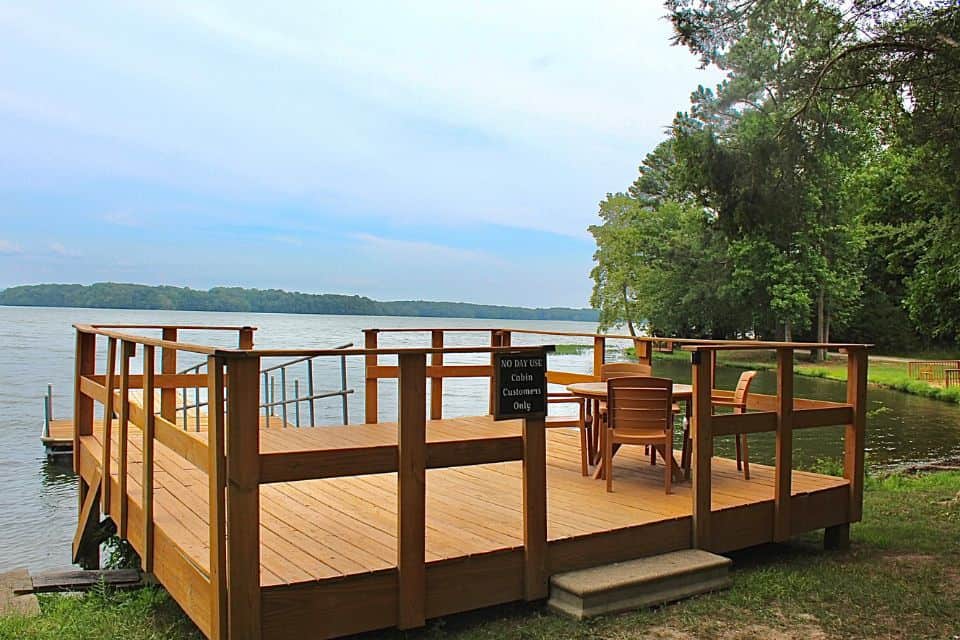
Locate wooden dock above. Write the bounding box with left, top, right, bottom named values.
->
left=42, top=419, right=75, bottom=457
left=68, top=324, right=868, bottom=640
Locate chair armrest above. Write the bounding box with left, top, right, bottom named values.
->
left=711, top=400, right=747, bottom=411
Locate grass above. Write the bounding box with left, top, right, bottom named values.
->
left=4, top=472, right=958, bottom=640
left=553, top=344, right=592, bottom=355
left=0, top=582, right=202, bottom=640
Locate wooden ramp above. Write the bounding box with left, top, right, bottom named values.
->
left=77, top=415, right=850, bottom=638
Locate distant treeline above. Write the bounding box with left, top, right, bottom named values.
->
left=0, top=283, right=600, bottom=322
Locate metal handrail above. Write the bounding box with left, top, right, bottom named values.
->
left=263, top=343, right=353, bottom=428
left=175, top=343, right=355, bottom=430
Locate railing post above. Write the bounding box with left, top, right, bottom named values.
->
left=142, top=345, right=156, bottom=573
left=691, top=348, right=713, bottom=550
left=225, top=355, right=261, bottom=640
left=430, top=330, right=443, bottom=420
left=101, top=337, right=117, bottom=514
left=634, top=338, right=653, bottom=368
left=73, top=329, right=96, bottom=472
left=73, top=329, right=97, bottom=569
left=489, top=330, right=502, bottom=414
left=207, top=356, right=228, bottom=640
left=364, top=329, right=379, bottom=423
left=593, top=336, right=605, bottom=379
left=397, top=352, right=426, bottom=629
left=522, top=415, right=548, bottom=600
left=118, top=340, right=135, bottom=537
left=238, top=326, right=255, bottom=350
left=774, top=348, right=794, bottom=542
left=161, top=328, right=178, bottom=422
left=844, top=347, right=868, bottom=522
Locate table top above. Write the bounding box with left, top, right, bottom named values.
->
left=566, top=381, right=693, bottom=399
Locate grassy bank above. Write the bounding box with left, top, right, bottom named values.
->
left=4, top=471, right=958, bottom=639
left=652, top=349, right=960, bottom=405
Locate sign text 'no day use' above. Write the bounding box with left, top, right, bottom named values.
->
left=492, top=349, right=549, bottom=420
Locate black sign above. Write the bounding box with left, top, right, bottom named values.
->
left=493, top=349, right=548, bottom=420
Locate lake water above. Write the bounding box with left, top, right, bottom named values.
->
left=1, top=305, right=959, bottom=573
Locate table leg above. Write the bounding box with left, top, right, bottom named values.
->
left=589, top=399, right=602, bottom=465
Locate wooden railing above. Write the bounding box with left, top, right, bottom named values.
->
left=946, top=369, right=960, bottom=388
left=72, top=323, right=870, bottom=640
left=360, top=327, right=714, bottom=422
left=687, top=344, right=868, bottom=550
left=73, top=324, right=551, bottom=640
left=908, top=360, right=960, bottom=383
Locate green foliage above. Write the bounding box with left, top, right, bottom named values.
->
left=103, top=535, right=141, bottom=570
left=590, top=0, right=960, bottom=348
left=0, top=283, right=599, bottom=322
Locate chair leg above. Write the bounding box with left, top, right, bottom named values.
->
left=650, top=444, right=657, bottom=465
left=735, top=434, right=743, bottom=471
left=742, top=434, right=750, bottom=480
left=604, top=429, right=613, bottom=492
left=579, top=425, right=588, bottom=476
left=662, top=441, right=672, bottom=494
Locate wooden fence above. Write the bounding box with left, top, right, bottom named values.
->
left=908, top=360, right=960, bottom=383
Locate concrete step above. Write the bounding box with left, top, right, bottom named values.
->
left=0, top=568, right=40, bottom=617
left=547, top=549, right=732, bottom=619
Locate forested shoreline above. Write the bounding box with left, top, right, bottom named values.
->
left=589, top=1, right=960, bottom=353
left=0, top=282, right=599, bottom=321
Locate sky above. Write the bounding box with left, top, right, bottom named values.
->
left=0, top=2, right=724, bottom=308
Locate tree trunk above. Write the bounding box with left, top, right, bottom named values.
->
left=784, top=320, right=793, bottom=342
left=814, top=286, right=826, bottom=362
left=622, top=285, right=636, bottom=337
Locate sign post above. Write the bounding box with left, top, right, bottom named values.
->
left=492, top=348, right=549, bottom=420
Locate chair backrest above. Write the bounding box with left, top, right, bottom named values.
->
left=606, top=376, right=672, bottom=436
left=600, top=362, right=652, bottom=381
left=732, top=371, right=757, bottom=413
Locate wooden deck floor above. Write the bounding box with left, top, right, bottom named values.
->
left=78, top=415, right=849, bottom=590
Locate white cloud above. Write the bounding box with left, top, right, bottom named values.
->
left=49, top=242, right=80, bottom=258
left=0, top=239, right=23, bottom=255
left=350, top=233, right=506, bottom=267
left=100, top=211, right=144, bottom=228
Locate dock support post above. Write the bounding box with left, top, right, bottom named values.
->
left=208, top=356, right=228, bottom=640
left=774, top=348, right=794, bottom=542
left=845, top=347, right=868, bottom=523
left=691, top=348, right=713, bottom=550
left=161, top=328, right=178, bottom=422
left=824, top=523, right=850, bottom=551
left=430, top=330, right=443, bottom=420
left=364, top=329, right=379, bottom=423
left=522, top=415, right=548, bottom=600
left=225, top=355, right=262, bottom=640
left=397, top=353, right=426, bottom=629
